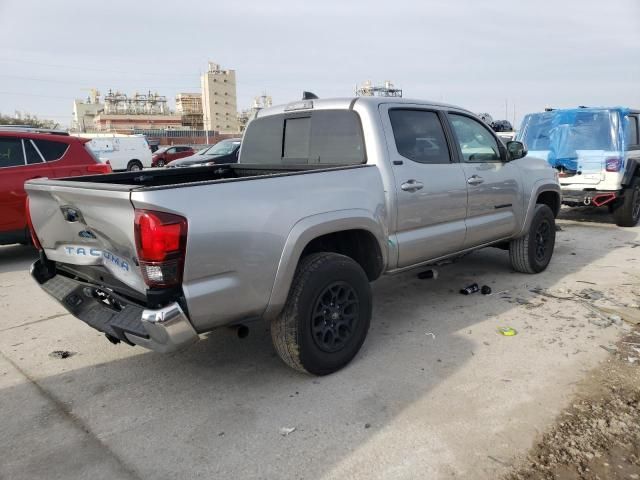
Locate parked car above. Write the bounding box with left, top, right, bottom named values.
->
left=73, top=133, right=152, bottom=171
left=491, top=120, right=513, bottom=132
left=26, top=96, right=560, bottom=375
left=518, top=107, right=640, bottom=226
left=151, top=145, right=194, bottom=167
left=168, top=139, right=242, bottom=167
left=0, top=126, right=111, bottom=246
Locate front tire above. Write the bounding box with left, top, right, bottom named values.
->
left=612, top=177, right=640, bottom=227
left=509, top=204, right=556, bottom=273
left=271, top=253, right=372, bottom=375
left=155, top=159, right=166, bottom=167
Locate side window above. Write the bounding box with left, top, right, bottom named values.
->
left=24, top=140, right=43, bottom=164
left=283, top=117, right=311, bottom=162
left=0, top=137, right=25, bottom=168
left=166, top=147, right=176, bottom=154
left=626, top=115, right=639, bottom=147
left=33, top=140, right=68, bottom=162
left=449, top=114, right=501, bottom=162
left=389, top=109, right=451, bottom=164
left=309, top=110, right=365, bottom=164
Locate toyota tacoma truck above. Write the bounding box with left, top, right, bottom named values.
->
left=26, top=97, right=561, bottom=375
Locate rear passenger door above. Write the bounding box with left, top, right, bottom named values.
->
left=0, top=136, right=52, bottom=233
left=381, top=107, right=468, bottom=267
left=446, top=113, right=521, bottom=247
left=31, top=138, right=76, bottom=177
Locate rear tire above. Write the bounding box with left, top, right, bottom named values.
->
left=509, top=204, right=556, bottom=273
left=271, top=253, right=372, bottom=375
left=127, top=160, right=143, bottom=171
left=612, top=177, right=640, bottom=227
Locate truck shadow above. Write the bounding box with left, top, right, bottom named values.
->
left=557, top=205, right=617, bottom=225
left=1, top=221, right=638, bottom=479
left=0, top=244, right=38, bottom=275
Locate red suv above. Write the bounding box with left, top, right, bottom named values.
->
left=151, top=145, right=194, bottom=167
left=0, top=127, right=111, bottom=246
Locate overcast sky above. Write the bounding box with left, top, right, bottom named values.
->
left=0, top=0, right=638, bottom=127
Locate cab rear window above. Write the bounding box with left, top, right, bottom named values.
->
left=34, top=139, right=68, bottom=161
left=241, top=110, right=365, bottom=165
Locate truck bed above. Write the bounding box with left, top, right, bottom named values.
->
left=42, top=163, right=360, bottom=190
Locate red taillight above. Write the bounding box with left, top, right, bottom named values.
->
left=25, top=197, right=43, bottom=250
left=87, top=163, right=112, bottom=174
left=605, top=157, right=623, bottom=172
left=134, top=210, right=187, bottom=288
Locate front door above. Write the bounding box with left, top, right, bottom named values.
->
left=446, top=113, right=521, bottom=247
left=382, top=106, right=468, bottom=268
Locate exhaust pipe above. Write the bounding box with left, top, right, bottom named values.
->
left=230, top=324, right=249, bottom=339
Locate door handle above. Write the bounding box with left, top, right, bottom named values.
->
left=467, top=175, right=484, bottom=185
left=401, top=180, right=424, bottom=192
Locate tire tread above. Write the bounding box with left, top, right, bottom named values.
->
left=271, top=252, right=343, bottom=374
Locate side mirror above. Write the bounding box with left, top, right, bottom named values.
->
left=506, top=141, right=527, bottom=160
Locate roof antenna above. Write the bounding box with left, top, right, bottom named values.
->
left=302, top=91, right=318, bottom=100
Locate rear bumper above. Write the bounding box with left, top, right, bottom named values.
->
left=561, top=189, right=620, bottom=207
left=31, top=259, right=198, bottom=353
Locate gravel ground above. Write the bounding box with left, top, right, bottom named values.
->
left=505, top=326, right=640, bottom=480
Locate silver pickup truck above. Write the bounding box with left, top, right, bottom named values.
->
left=26, top=97, right=561, bottom=375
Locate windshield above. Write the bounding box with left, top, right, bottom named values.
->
left=206, top=140, right=240, bottom=156
left=520, top=110, right=618, bottom=152
left=154, top=146, right=169, bottom=154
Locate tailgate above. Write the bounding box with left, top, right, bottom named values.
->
left=26, top=181, right=146, bottom=294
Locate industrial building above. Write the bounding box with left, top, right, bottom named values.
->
left=70, top=61, right=245, bottom=135
left=238, top=94, right=272, bottom=131
left=356, top=80, right=402, bottom=97
left=72, top=89, right=103, bottom=132
left=175, top=93, right=204, bottom=129
left=201, top=62, right=240, bottom=133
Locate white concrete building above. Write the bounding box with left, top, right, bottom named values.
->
left=200, top=62, right=239, bottom=133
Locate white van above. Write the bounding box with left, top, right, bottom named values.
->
left=72, top=133, right=153, bottom=171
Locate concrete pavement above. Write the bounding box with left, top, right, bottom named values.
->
left=1, top=208, right=638, bottom=479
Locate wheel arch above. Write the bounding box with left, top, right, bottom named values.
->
left=263, top=210, right=387, bottom=321
left=621, top=158, right=640, bottom=186
left=516, top=181, right=562, bottom=238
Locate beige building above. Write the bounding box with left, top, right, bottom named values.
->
left=175, top=93, right=204, bottom=129
left=93, top=114, right=182, bottom=133
left=71, top=89, right=103, bottom=132
left=201, top=62, right=239, bottom=133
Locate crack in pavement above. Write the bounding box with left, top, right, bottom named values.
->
left=0, top=349, right=143, bottom=480
left=0, top=313, right=70, bottom=332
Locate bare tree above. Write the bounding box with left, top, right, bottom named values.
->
left=0, top=111, right=60, bottom=129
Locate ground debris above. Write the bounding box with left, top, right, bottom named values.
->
left=279, top=426, right=296, bottom=436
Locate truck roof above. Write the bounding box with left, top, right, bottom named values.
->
left=256, top=96, right=475, bottom=118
